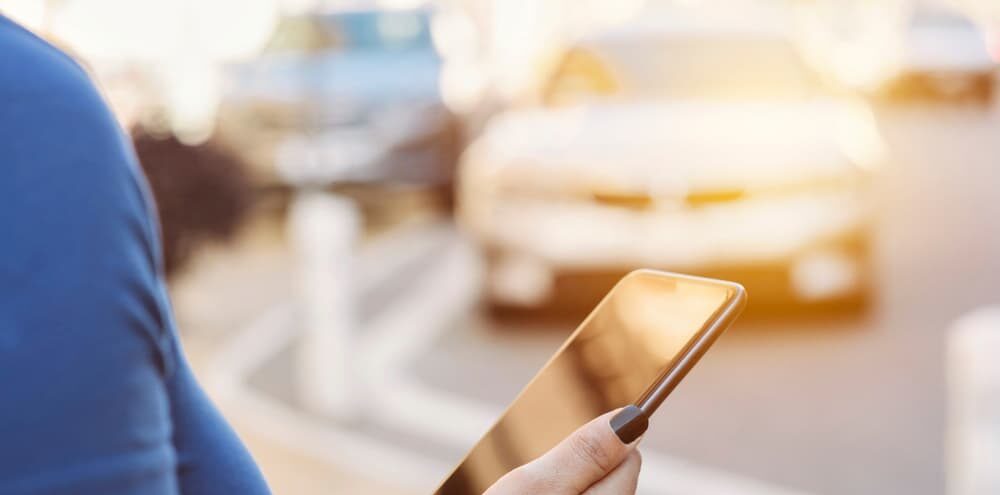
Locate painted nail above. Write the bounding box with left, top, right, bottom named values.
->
left=610, top=405, right=649, bottom=444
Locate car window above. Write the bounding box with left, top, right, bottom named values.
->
left=264, top=10, right=432, bottom=54
left=543, top=48, right=621, bottom=106
left=319, top=11, right=432, bottom=51
left=546, top=35, right=824, bottom=103
left=911, top=8, right=975, bottom=29
left=264, top=16, right=336, bottom=53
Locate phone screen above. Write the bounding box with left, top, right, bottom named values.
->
left=437, top=271, right=743, bottom=494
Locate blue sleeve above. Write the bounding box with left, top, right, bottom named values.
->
left=0, top=17, right=270, bottom=495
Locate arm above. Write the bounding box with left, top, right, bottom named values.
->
left=0, top=18, right=268, bottom=494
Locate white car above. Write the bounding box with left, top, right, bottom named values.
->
left=459, top=23, right=884, bottom=314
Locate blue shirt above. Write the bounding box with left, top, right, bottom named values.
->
left=0, top=16, right=271, bottom=494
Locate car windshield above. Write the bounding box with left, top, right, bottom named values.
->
left=911, top=8, right=975, bottom=29
left=547, top=35, right=824, bottom=103
left=264, top=10, right=432, bottom=54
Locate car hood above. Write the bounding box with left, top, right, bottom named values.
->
left=466, top=99, right=880, bottom=197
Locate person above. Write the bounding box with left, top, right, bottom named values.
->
left=0, top=14, right=642, bottom=495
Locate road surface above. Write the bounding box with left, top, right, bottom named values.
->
left=201, top=103, right=1000, bottom=494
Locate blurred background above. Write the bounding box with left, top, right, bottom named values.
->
left=5, top=0, right=1000, bottom=493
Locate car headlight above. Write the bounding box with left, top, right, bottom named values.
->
left=836, top=100, right=887, bottom=171
left=791, top=248, right=860, bottom=301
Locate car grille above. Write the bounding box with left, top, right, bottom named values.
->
left=589, top=188, right=747, bottom=210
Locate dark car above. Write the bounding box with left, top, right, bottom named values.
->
left=216, top=8, right=460, bottom=192
left=883, top=6, right=997, bottom=104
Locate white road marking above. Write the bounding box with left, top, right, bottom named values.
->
left=359, top=232, right=499, bottom=446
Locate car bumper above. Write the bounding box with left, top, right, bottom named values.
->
left=468, top=192, right=871, bottom=310
left=216, top=103, right=459, bottom=187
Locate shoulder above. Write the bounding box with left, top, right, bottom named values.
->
left=0, top=16, right=171, bottom=362
left=0, top=16, right=136, bottom=180
left=0, top=17, right=155, bottom=253
left=0, top=16, right=99, bottom=99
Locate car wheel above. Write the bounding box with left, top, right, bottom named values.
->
left=485, top=252, right=555, bottom=309
left=972, top=75, right=994, bottom=106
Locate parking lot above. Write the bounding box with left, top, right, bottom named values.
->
left=13, top=0, right=999, bottom=493
left=165, top=102, right=1000, bottom=495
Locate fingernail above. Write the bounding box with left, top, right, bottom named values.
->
left=610, top=405, right=649, bottom=444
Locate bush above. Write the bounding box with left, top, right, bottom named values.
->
left=132, top=130, right=254, bottom=276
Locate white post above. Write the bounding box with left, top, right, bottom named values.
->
left=288, top=190, right=362, bottom=420
left=947, top=307, right=1000, bottom=495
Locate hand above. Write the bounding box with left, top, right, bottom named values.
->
left=484, top=410, right=642, bottom=494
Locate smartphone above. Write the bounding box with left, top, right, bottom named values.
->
left=435, top=270, right=746, bottom=494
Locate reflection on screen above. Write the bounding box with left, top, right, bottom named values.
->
left=437, top=272, right=736, bottom=494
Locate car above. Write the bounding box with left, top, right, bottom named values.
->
left=458, top=20, right=884, bottom=316
left=882, top=5, right=997, bottom=103
left=215, top=7, right=460, bottom=193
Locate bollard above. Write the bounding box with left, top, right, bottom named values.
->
left=288, top=190, right=362, bottom=420
left=947, top=307, right=1000, bottom=495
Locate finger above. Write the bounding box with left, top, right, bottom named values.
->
left=520, top=409, right=636, bottom=493
left=582, top=450, right=642, bottom=495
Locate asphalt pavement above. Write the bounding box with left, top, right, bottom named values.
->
left=411, top=103, right=1000, bottom=495
left=208, top=102, right=1000, bottom=495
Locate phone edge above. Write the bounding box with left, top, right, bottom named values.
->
left=635, top=273, right=747, bottom=416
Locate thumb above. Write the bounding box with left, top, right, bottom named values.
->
left=520, top=407, right=646, bottom=493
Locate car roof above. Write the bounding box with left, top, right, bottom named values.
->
left=311, top=1, right=433, bottom=16
left=576, top=6, right=792, bottom=46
